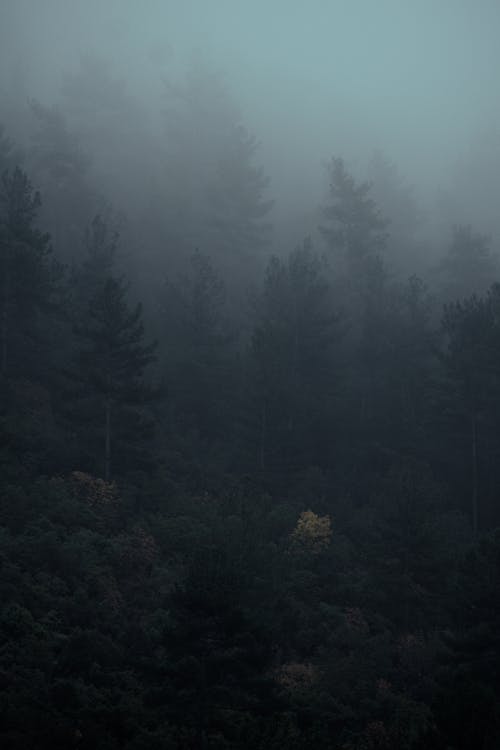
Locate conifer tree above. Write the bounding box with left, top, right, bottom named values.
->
left=75, top=276, right=157, bottom=480
left=28, top=100, right=95, bottom=260
left=71, top=211, right=118, bottom=315
left=161, top=250, right=234, bottom=451
left=320, top=157, right=388, bottom=277
left=0, top=124, right=20, bottom=174
left=442, top=292, right=495, bottom=536
left=207, top=124, right=273, bottom=271
left=69, top=215, right=156, bottom=479
left=249, top=241, right=340, bottom=475
left=439, top=224, right=498, bottom=301
left=367, top=150, right=422, bottom=275
left=0, top=166, right=61, bottom=377
left=160, top=58, right=273, bottom=278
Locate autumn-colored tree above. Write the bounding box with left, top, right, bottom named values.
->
left=290, top=510, right=332, bottom=554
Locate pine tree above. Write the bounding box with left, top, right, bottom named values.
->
left=361, top=276, right=438, bottom=459
left=74, top=275, right=157, bottom=480
left=50, top=213, right=122, bottom=473
left=159, top=58, right=273, bottom=279
left=437, top=530, right=500, bottom=749
left=0, top=166, right=61, bottom=377
left=442, top=292, right=495, bottom=536
left=0, top=166, right=64, bottom=476
left=207, top=124, right=273, bottom=272
left=367, top=150, right=422, bottom=275
left=248, top=241, right=340, bottom=476
left=437, top=127, right=500, bottom=245
left=28, top=100, right=95, bottom=261
left=71, top=211, right=118, bottom=314
left=438, top=224, right=498, bottom=301
left=0, top=124, right=21, bottom=174
left=319, top=157, right=388, bottom=277
left=161, top=250, right=234, bottom=454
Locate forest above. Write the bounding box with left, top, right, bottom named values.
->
left=1, top=2, right=500, bottom=748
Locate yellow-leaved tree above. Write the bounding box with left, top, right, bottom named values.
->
left=290, top=510, right=332, bottom=554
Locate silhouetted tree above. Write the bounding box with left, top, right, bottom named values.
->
left=438, top=224, right=498, bottom=301
left=60, top=54, right=147, bottom=213
left=161, top=250, right=235, bottom=457
left=0, top=123, right=21, bottom=173
left=71, top=211, right=118, bottom=314
left=160, top=57, right=273, bottom=279
left=74, top=275, right=157, bottom=479
left=29, top=100, right=95, bottom=259
left=436, top=530, right=500, bottom=749
left=0, top=166, right=61, bottom=376
left=249, top=241, right=340, bottom=477
left=207, top=124, right=273, bottom=273
left=320, top=157, right=388, bottom=278
left=367, top=150, right=423, bottom=275
left=442, top=292, right=494, bottom=536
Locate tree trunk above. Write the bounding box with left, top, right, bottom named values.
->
left=259, top=401, right=267, bottom=471
left=471, top=410, right=479, bottom=539
left=104, top=398, right=111, bottom=481
left=402, top=486, right=411, bottom=631
left=1, top=256, right=9, bottom=376
left=198, top=658, right=208, bottom=750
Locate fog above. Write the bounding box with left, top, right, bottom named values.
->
left=2, top=0, right=500, bottom=267
left=4, top=4, right=500, bottom=747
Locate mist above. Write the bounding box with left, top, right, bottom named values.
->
left=3, top=0, right=500, bottom=258
left=2, top=2, right=500, bottom=748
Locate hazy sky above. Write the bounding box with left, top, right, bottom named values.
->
left=1, top=0, right=499, bottom=210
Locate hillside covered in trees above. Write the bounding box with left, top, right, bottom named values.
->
left=2, top=2, right=500, bottom=748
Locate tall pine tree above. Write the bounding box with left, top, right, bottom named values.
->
left=74, top=276, right=157, bottom=480
left=320, top=157, right=388, bottom=280
left=0, top=166, right=61, bottom=377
